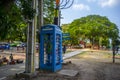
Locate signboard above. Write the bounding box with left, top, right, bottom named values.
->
left=62, top=33, right=70, bottom=41
left=62, top=33, right=70, bottom=36
left=63, top=37, right=71, bottom=40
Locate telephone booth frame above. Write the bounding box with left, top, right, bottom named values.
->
left=40, top=24, right=62, bottom=72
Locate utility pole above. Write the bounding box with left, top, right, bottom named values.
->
left=25, top=0, right=37, bottom=73
left=54, top=0, right=74, bottom=26
left=33, top=0, right=37, bottom=70
left=54, top=0, right=60, bottom=26
left=38, top=0, right=43, bottom=27
left=38, top=0, right=43, bottom=68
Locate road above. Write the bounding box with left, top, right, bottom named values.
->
left=0, top=63, right=25, bottom=80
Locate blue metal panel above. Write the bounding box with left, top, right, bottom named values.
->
left=52, top=29, right=56, bottom=72
left=40, top=31, right=44, bottom=68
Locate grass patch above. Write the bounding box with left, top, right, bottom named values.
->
left=72, top=50, right=113, bottom=59
left=66, top=50, right=72, bottom=53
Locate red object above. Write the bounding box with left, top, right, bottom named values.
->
left=9, top=61, right=15, bottom=65
left=56, top=0, right=60, bottom=5
left=80, top=41, right=84, bottom=44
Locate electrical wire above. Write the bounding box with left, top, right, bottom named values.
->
left=60, top=0, right=64, bottom=5
left=60, top=0, right=70, bottom=8
left=61, top=0, right=74, bottom=9
left=60, top=0, right=74, bottom=9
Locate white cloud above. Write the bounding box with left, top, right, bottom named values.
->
left=72, top=4, right=90, bottom=11
left=99, top=0, right=120, bottom=7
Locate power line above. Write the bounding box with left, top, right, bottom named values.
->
left=54, top=0, right=74, bottom=26
left=60, top=0, right=74, bottom=9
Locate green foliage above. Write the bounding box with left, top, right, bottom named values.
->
left=0, top=0, right=35, bottom=41
left=0, top=0, right=56, bottom=41
left=43, top=0, right=55, bottom=24
left=20, top=0, right=35, bottom=20
left=62, top=15, right=119, bottom=47
left=0, top=2, right=22, bottom=40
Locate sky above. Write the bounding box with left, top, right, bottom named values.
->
left=61, top=0, right=120, bottom=29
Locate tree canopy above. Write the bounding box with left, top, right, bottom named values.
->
left=0, top=0, right=34, bottom=41
left=0, top=0, right=55, bottom=41
left=62, top=15, right=119, bottom=48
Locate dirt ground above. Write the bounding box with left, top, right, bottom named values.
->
left=67, top=51, right=120, bottom=80
left=35, top=50, right=120, bottom=80
left=4, top=50, right=120, bottom=80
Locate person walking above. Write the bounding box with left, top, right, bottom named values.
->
left=116, top=46, right=119, bottom=53
left=63, top=45, right=66, bottom=54
left=9, top=54, right=13, bottom=62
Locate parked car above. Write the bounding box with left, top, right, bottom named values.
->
left=10, top=41, right=25, bottom=47
left=0, top=42, right=10, bottom=50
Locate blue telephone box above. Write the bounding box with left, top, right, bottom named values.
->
left=40, top=24, right=62, bottom=72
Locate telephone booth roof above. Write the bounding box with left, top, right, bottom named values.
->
left=41, top=24, right=61, bottom=31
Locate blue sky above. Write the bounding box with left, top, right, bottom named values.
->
left=61, top=0, right=120, bottom=29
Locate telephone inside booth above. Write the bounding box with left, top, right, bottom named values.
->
left=40, top=24, right=62, bottom=72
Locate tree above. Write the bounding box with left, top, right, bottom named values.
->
left=0, top=1, right=23, bottom=40
left=62, top=15, right=119, bottom=48
left=0, top=0, right=35, bottom=41
left=0, top=0, right=56, bottom=41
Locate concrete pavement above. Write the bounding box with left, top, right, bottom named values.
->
left=63, top=49, right=89, bottom=60
left=0, top=63, right=25, bottom=80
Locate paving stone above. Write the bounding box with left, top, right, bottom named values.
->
left=58, top=69, right=78, bottom=77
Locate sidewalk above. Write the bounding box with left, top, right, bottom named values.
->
left=63, top=49, right=89, bottom=60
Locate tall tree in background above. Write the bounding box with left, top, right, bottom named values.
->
left=62, top=15, right=119, bottom=48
